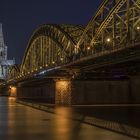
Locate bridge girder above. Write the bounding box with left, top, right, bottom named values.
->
left=77, top=0, right=140, bottom=57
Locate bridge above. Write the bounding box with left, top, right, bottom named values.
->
left=1, top=0, right=140, bottom=105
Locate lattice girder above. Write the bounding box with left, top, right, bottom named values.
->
left=20, top=24, right=84, bottom=75
left=76, top=0, right=140, bottom=57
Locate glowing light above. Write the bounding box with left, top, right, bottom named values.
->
left=9, top=86, right=17, bottom=97
left=60, top=57, right=64, bottom=61
left=46, top=64, right=48, bottom=67
left=52, top=61, right=55, bottom=64
left=137, top=26, right=140, bottom=30
left=55, top=80, right=71, bottom=105
left=87, top=47, right=90, bottom=50
left=40, top=66, right=42, bottom=69
left=106, top=37, right=111, bottom=43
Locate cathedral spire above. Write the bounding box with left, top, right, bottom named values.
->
left=0, top=23, right=4, bottom=46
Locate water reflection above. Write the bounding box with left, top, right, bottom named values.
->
left=51, top=106, right=140, bottom=140
left=8, top=97, right=17, bottom=105
left=53, top=107, right=74, bottom=140
left=1, top=97, right=139, bottom=140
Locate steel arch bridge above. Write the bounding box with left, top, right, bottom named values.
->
left=6, top=0, right=140, bottom=82
left=20, top=24, right=84, bottom=74
left=7, top=24, right=85, bottom=82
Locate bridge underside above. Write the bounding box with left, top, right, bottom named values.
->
left=62, top=44, right=140, bottom=79
left=6, top=74, right=139, bottom=105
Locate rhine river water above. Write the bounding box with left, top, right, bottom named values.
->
left=0, top=97, right=139, bottom=140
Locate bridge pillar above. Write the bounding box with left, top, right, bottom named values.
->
left=55, top=79, right=71, bottom=105
left=8, top=85, right=17, bottom=97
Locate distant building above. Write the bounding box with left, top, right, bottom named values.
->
left=0, top=23, right=15, bottom=79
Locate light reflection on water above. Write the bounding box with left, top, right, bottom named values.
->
left=50, top=105, right=140, bottom=140
left=53, top=107, right=74, bottom=140
left=0, top=97, right=139, bottom=140
left=8, top=97, right=17, bottom=105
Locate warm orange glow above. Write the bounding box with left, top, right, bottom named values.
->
left=87, top=46, right=90, bottom=50
left=106, top=37, right=111, bottom=43
left=55, top=80, right=71, bottom=105
left=137, top=26, right=140, bottom=30
left=53, top=107, right=73, bottom=139
left=9, top=86, right=17, bottom=97
left=57, top=80, right=68, bottom=88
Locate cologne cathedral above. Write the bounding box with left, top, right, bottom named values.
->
left=0, top=23, right=15, bottom=79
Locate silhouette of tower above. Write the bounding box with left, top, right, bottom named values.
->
left=0, top=23, right=15, bottom=79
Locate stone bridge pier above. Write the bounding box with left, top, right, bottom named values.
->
left=7, top=76, right=140, bottom=105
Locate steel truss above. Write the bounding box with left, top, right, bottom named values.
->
left=20, top=24, right=84, bottom=75
left=77, top=0, right=140, bottom=57
left=7, top=0, right=140, bottom=81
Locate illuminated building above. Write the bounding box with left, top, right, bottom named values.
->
left=0, top=23, right=15, bottom=79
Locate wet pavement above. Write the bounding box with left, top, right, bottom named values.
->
left=0, top=97, right=138, bottom=140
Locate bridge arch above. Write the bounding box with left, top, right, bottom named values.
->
left=20, top=24, right=84, bottom=74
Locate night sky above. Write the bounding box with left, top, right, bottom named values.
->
left=0, top=0, right=102, bottom=64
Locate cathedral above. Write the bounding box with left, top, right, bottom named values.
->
left=0, top=23, right=15, bottom=79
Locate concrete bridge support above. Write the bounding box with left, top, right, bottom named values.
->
left=55, top=79, right=71, bottom=105
left=7, top=76, right=140, bottom=105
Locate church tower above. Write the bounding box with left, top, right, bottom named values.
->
left=0, top=23, right=15, bottom=79
left=0, top=24, right=7, bottom=60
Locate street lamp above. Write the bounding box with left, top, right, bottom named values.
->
left=106, top=37, right=111, bottom=43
